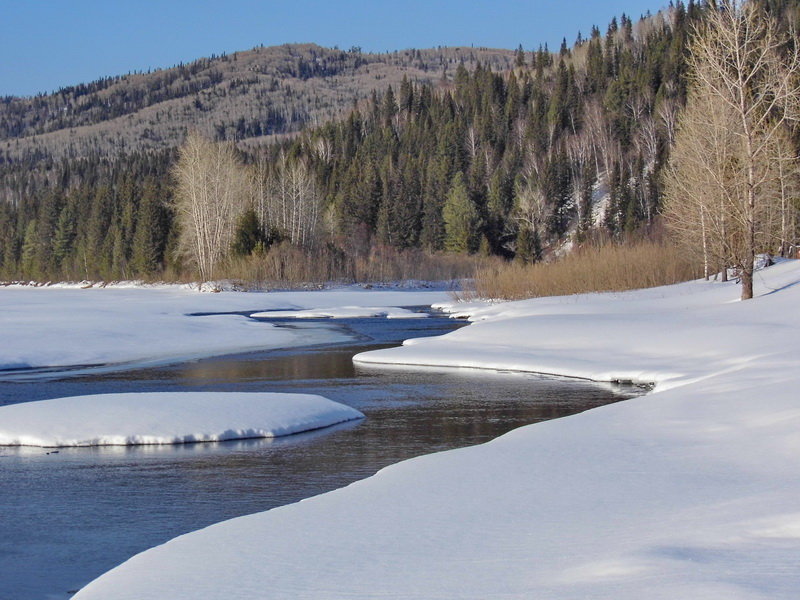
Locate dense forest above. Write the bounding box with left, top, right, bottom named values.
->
left=1, top=0, right=798, bottom=282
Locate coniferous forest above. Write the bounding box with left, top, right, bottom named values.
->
left=1, top=0, right=798, bottom=283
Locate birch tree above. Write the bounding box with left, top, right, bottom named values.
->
left=172, top=131, right=248, bottom=280
left=663, top=0, right=800, bottom=299
left=260, top=152, right=321, bottom=248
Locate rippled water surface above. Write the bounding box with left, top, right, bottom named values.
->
left=0, top=312, right=633, bottom=600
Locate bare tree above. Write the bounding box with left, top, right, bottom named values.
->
left=172, top=131, right=248, bottom=280
left=584, top=98, right=620, bottom=182
left=657, top=94, right=680, bottom=146
left=764, top=126, right=800, bottom=257
left=664, top=0, right=800, bottom=299
left=513, top=173, right=552, bottom=252
left=566, top=131, right=594, bottom=233
left=663, top=89, right=739, bottom=280
left=260, top=152, right=322, bottom=248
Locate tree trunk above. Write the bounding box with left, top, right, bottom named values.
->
left=741, top=241, right=755, bottom=300
left=741, top=263, right=753, bottom=300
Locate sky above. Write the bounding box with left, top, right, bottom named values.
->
left=1, top=1, right=667, bottom=98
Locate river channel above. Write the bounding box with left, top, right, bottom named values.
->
left=0, top=311, right=634, bottom=600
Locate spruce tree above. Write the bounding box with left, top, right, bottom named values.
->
left=443, top=172, right=479, bottom=253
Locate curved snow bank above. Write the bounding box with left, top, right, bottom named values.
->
left=75, top=261, right=800, bottom=599
left=356, top=261, right=800, bottom=389
left=0, top=392, right=363, bottom=447
left=251, top=306, right=428, bottom=319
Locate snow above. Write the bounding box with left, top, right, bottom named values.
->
left=0, top=286, right=448, bottom=372
left=0, top=392, right=363, bottom=447
left=250, top=305, right=428, bottom=319
left=74, top=260, right=800, bottom=599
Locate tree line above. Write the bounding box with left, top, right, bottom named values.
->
left=172, top=1, right=704, bottom=278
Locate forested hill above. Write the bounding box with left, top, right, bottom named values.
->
left=280, top=11, right=697, bottom=260
left=2, top=1, right=798, bottom=283
left=0, top=44, right=514, bottom=164
left=0, top=3, right=705, bottom=281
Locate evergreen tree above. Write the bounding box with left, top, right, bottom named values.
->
left=443, top=172, right=479, bottom=253
left=231, top=208, right=268, bottom=256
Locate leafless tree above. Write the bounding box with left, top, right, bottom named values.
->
left=260, top=152, right=322, bottom=248
left=566, top=131, right=594, bottom=231
left=663, top=90, right=738, bottom=280
left=513, top=171, right=552, bottom=247
left=172, top=131, right=248, bottom=280
left=584, top=98, right=619, bottom=181
left=657, top=93, right=681, bottom=146
left=664, top=0, right=800, bottom=299
left=764, top=127, right=800, bottom=256
left=465, top=126, right=480, bottom=161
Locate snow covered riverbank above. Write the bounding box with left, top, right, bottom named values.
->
left=0, top=286, right=448, bottom=373
left=0, top=392, right=363, bottom=447
left=75, top=261, right=800, bottom=599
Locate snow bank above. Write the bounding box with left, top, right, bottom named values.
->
left=0, top=287, right=447, bottom=372
left=75, top=261, right=800, bottom=599
left=0, top=392, right=363, bottom=447
left=251, top=306, right=427, bottom=319
left=357, top=263, right=798, bottom=389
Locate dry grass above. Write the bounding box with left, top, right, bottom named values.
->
left=221, top=242, right=488, bottom=288
left=470, top=241, right=702, bottom=301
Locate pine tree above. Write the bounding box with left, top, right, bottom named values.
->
left=443, top=172, right=479, bottom=253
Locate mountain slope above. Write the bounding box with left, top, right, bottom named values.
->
left=0, top=44, right=514, bottom=163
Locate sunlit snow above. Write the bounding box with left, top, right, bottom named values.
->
left=74, top=260, right=800, bottom=599
left=250, top=305, right=428, bottom=319
left=0, top=286, right=447, bottom=372
left=0, top=392, right=363, bottom=447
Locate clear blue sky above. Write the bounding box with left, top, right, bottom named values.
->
left=1, top=0, right=667, bottom=97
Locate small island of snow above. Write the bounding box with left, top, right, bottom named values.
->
left=0, top=392, right=363, bottom=447
left=250, top=305, right=428, bottom=319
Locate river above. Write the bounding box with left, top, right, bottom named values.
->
left=0, top=311, right=633, bottom=600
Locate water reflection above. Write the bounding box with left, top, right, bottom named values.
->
left=177, top=344, right=360, bottom=383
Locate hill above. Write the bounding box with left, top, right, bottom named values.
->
left=2, top=0, right=798, bottom=285
left=0, top=6, right=698, bottom=281
left=0, top=44, right=515, bottom=163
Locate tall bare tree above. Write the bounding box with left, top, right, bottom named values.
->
left=172, top=131, right=248, bottom=280
left=663, top=0, right=800, bottom=299
left=258, top=152, right=322, bottom=248
left=663, top=89, right=739, bottom=280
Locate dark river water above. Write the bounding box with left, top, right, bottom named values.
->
left=0, top=312, right=633, bottom=600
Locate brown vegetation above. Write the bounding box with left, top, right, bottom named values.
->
left=469, top=240, right=701, bottom=300
left=220, top=243, right=488, bottom=289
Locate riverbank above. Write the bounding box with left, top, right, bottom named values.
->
left=76, top=260, right=800, bottom=599
left=0, top=286, right=449, bottom=373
